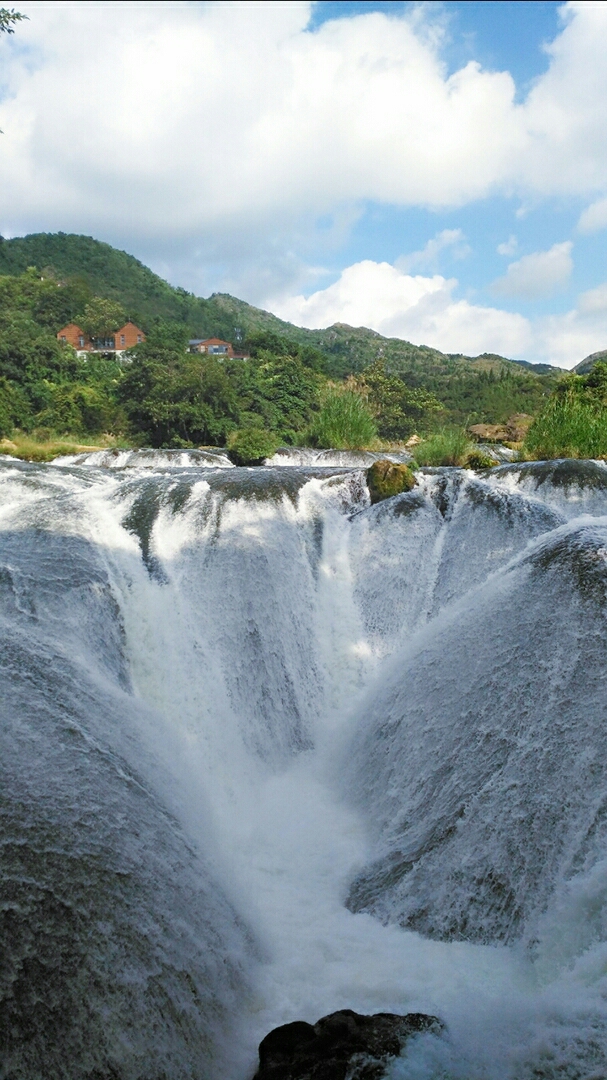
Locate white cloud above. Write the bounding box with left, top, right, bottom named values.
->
left=577, top=196, right=607, bottom=233
left=0, top=0, right=605, bottom=342
left=534, top=302, right=607, bottom=368
left=0, top=0, right=606, bottom=281
left=396, top=229, right=471, bottom=272
left=491, top=242, right=573, bottom=300
left=271, top=259, right=607, bottom=369
left=577, top=281, right=607, bottom=313
left=272, top=260, right=531, bottom=358
left=497, top=235, right=518, bottom=256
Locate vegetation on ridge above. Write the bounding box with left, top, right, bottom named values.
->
left=0, top=231, right=603, bottom=463
left=523, top=362, right=607, bottom=461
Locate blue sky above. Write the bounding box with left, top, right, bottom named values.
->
left=1, top=1, right=606, bottom=366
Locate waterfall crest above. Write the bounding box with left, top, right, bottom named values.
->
left=2, top=453, right=607, bottom=1078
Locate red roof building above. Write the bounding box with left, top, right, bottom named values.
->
left=57, top=321, right=145, bottom=354
left=188, top=337, right=235, bottom=356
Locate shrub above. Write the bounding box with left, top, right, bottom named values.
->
left=412, top=427, right=474, bottom=467
left=228, top=428, right=280, bottom=465
left=524, top=367, right=607, bottom=460
left=309, top=388, right=377, bottom=449
left=463, top=449, right=497, bottom=469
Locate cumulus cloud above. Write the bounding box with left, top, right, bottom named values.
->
left=577, top=196, right=607, bottom=233
left=0, top=0, right=605, bottom=352
left=0, top=0, right=606, bottom=277
left=272, top=259, right=607, bottom=369
left=497, top=235, right=518, bottom=256
left=396, top=229, right=471, bottom=272
left=272, top=260, right=531, bottom=358
left=491, top=242, right=573, bottom=299
left=577, top=281, right=607, bottom=313
left=534, top=299, right=607, bottom=368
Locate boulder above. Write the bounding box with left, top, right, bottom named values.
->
left=468, top=423, right=509, bottom=443
left=468, top=414, right=533, bottom=445
left=367, top=460, right=416, bottom=504
left=252, top=1009, right=444, bottom=1080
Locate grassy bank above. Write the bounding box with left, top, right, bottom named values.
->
left=0, top=431, right=130, bottom=462
left=523, top=363, right=607, bottom=461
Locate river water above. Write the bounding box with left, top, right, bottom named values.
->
left=1, top=450, right=607, bottom=1079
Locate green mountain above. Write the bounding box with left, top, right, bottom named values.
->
left=0, top=232, right=306, bottom=346
left=0, top=231, right=565, bottom=424
left=573, top=350, right=607, bottom=375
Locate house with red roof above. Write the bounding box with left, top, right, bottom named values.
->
left=57, top=321, right=145, bottom=355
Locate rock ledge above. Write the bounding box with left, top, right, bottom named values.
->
left=252, top=1008, right=443, bottom=1080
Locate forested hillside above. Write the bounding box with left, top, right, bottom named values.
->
left=0, top=232, right=566, bottom=453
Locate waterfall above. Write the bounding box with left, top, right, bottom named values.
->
left=1, top=452, right=607, bottom=1078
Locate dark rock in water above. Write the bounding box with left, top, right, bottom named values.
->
left=252, top=1009, right=443, bottom=1079
left=367, top=460, right=416, bottom=504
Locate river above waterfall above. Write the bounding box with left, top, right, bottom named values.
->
left=1, top=451, right=607, bottom=1079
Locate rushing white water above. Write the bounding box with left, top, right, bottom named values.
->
left=1, top=454, right=607, bottom=1079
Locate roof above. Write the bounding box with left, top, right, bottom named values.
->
left=188, top=337, right=231, bottom=346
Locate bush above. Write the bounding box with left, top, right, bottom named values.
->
left=228, top=428, right=280, bottom=465
left=463, top=449, right=498, bottom=469
left=412, top=427, right=474, bottom=467
left=309, top=388, right=377, bottom=449
left=524, top=366, right=607, bottom=460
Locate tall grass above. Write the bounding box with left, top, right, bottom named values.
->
left=309, top=389, right=378, bottom=450
left=412, top=427, right=475, bottom=467
left=524, top=396, right=607, bottom=460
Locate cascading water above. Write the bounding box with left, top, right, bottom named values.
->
left=1, top=451, right=607, bottom=1079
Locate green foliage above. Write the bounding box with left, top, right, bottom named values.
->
left=0, top=233, right=571, bottom=453
left=359, top=359, right=442, bottom=439
left=399, top=366, right=559, bottom=430
left=412, top=427, right=475, bottom=467
left=309, top=388, right=377, bottom=449
left=144, top=319, right=190, bottom=350
left=0, top=270, right=126, bottom=435
left=80, top=297, right=126, bottom=339
left=119, top=341, right=320, bottom=448
left=524, top=362, right=607, bottom=460
left=241, top=353, right=320, bottom=442
left=0, top=8, right=27, bottom=34
left=35, top=383, right=117, bottom=435
left=118, top=344, right=240, bottom=447
left=0, top=377, right=29, bottom=436
left=228, top=428, right=280, bottom=465
left=463, top=449, right=497, bottom=469
left=33, top=276, right=93, bottom=330
left=244, top=330, right=328, bottom=373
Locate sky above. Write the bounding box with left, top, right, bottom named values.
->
left=1, top=1, right=607, bottom=367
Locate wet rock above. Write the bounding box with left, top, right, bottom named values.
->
left=252, top=1009, right=444, bottom=1080
left=367, top=460, right=416, bottom=504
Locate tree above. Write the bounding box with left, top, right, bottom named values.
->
left=118, top=344, right=240, bottom=447
left=359, top=360, right=442, bottom=440
left=0, top=8, right=27, bottom=33
left=80, top=297, right=126, bottom=340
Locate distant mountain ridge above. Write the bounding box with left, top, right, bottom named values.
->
left=0, top=232, right=564, bottom=382
left=573, top=350, right=607, bottom=375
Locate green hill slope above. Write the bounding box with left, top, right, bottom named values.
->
left=0, top=232, right=564, bottom=423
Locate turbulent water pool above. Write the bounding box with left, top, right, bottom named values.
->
left=1, top=449, right=607, bottom=1079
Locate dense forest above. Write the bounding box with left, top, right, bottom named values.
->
left=0, top=232, right=569, bottom=454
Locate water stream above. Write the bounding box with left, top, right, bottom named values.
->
left=1, top=452, right=607, bottom=1079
